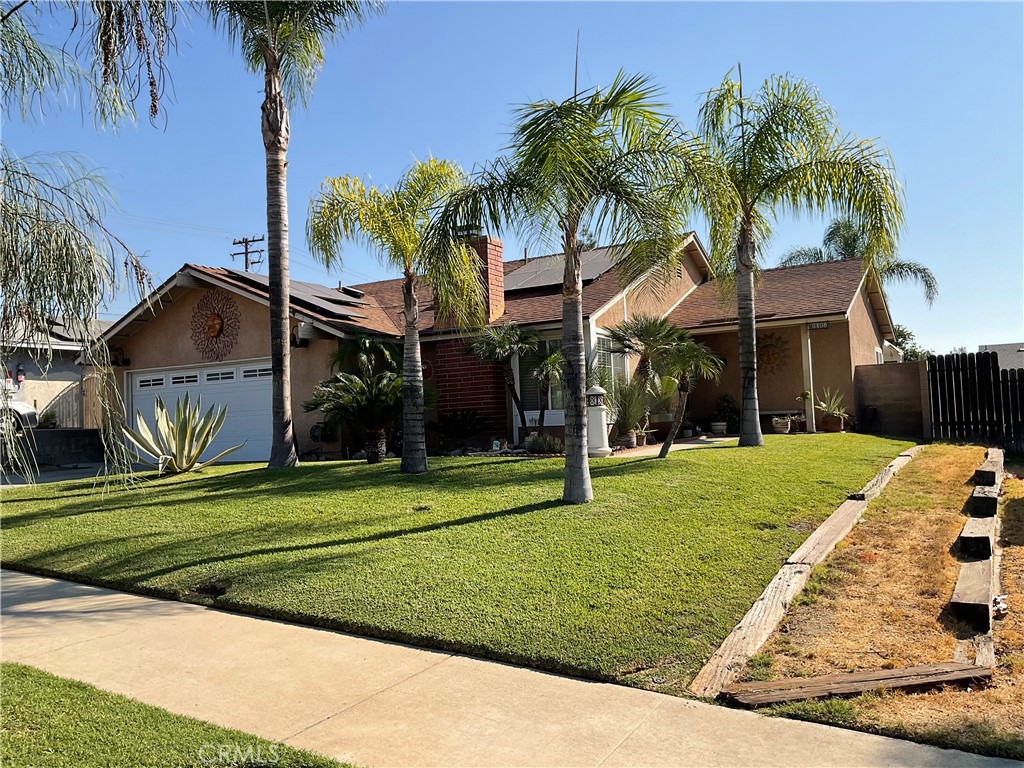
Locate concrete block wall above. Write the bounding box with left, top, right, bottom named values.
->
left=853, top=360, right=927, bottom=438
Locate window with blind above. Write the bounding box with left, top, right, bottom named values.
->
left=594, top=336, right=627, bottom=391
left=517, top=339, right=564, bottom=411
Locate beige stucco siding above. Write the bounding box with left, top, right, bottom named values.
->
left=594, top=253, right=702, bottom=329
left=115, top=288, right=337, bottom=454
left=847, top=287, right=885, bottom=370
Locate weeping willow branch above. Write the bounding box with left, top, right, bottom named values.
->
left=0, top=149, right=152, bottom=482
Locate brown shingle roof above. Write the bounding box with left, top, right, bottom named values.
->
left=347, top=265, right=628, bottom=333
left=668, top=260, right=867, bottom=329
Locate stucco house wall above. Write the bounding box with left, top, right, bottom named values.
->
left=115, top=287, right=337, bottom=454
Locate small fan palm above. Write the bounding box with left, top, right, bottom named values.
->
left=608, top=314, right=683, bottom=388
left=467, top=323, right=540, bottom=443
left=779, top=217, right=937, bottom=304
left=303, top=365, right=403, bottom=464
left=307, top=158, right=484, bottom=474
left=656, top=334, right=723, bottom=458
left=689, top=68, right=904, bottom=447
left=123, top=394, right=245, bottom=475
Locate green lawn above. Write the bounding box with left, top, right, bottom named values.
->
left=0, top=434, right=911, bottom=691
left=1, top=663, right=346, bottom=767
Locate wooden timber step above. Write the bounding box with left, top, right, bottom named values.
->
left=972, top=484, right=1000, bottom=517
left=951, top=559, right=993, bottom=632
left=721, top=662, right=992, bottom=707
left=958, top=517, right=996, bottom=557
left=973, top=448, right=1005, bottom=486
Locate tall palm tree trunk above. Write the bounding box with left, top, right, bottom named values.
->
left=736, top=224, right=763, bottom=447
left=658, top=383, right=690, bottom=459
left=562, top=235, right=593, bottom=503
left=263, top=59, right=298, bottom=468
left=401, top=276, right=428, bottom=473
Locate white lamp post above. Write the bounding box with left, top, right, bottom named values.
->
left=587, top=385, right=612, bottom=457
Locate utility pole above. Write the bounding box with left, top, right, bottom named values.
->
left=231, top=235, right=265, bottom=272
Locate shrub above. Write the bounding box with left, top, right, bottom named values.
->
left=712, top=394, right=741, bottom=432
left=123, top=394, right=244, bottom=475
left=525, top=432, right=564, bottom=454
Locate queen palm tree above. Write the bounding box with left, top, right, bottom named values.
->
left=779, top=216, right=937, bottom=304
left=467, top=323, right=540, bottom=444
left=691, top=69, right=904, bottom=447
left=435, top=72, right=722, bottom=503
left=657, top=335, right=723, bottom=458
left=209, top=1, right=381, bottom=469
left=307, top=158, right=484, bottom=474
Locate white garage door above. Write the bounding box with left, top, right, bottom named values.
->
left=129, top=360, right=273, bottom=463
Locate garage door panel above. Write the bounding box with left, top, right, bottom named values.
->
left=130, top=361, right=272, bottom=463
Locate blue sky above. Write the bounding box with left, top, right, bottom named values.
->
left=8, top=1, right=1023, bottom=352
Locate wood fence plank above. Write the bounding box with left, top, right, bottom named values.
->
left=722, top=663, right=991, bottom=707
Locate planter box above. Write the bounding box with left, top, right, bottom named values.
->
left=821, top=414, right=844, bottom=433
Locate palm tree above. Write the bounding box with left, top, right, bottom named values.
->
left=692, top=69, right=904, bottom=447
left=657, top=336, right=723, bottom=458
left=328, top=334, right=398, bottom=376
left=303, top=364, right=402, bottom=465
left=435, top=72, right=721, bottom=503
left=533, top=349, right=562, bottom=435
left=307, top=158, right=483, bottom=474
left=467, top=323, right=540, bottom=445
left=608, top=314, right=682, bottom=387
left=209, top=1, right=381, bottom=469
left=779, top=217, right=937, bottom=304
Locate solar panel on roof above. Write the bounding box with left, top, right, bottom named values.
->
left=503, top=247, right=620, bottom=291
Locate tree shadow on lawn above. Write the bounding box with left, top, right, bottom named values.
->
left=20, top=497, right=567, bottom=587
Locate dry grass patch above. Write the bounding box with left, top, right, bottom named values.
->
left=745, top=444, right=1024, bottom=760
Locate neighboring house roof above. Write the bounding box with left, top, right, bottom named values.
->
left=978, top=342, right=1024, bottom=370
left=2, top=317, right=113, bottom=351
left=667, top=260, right=895, bottom=341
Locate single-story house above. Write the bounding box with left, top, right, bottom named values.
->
left=2, top=318, right=112, bottom=427
left=97, top=235, right=897, bottom=460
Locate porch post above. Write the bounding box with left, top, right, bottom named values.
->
left=801, top=324, right=816, bottom=433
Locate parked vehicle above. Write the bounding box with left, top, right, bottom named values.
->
left=1, top=384, right=38, bottom=436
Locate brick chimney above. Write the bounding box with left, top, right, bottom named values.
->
left=468, top=235, right=505, bottom=323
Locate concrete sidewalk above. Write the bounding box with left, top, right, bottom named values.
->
left=0, top=570, right=1012, bottom=768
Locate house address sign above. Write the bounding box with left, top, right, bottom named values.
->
left=807, top=321, right=829, bottom=330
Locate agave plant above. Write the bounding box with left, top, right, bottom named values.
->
left=124, top=394, right=245, bottom=475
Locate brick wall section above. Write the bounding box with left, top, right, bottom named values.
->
left=854, top=360, right=927, bottom=439
left=431, top=338, right=509, bottom=437
left=468, top=237, right=505, bottom=322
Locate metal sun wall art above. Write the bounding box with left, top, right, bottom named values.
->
left=757, top=331, right=790, bottom=377
left=190, top=289, right=241, bottom=361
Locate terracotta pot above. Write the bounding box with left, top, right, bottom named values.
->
left=636, top=431, right=648, bottom=447
left=821, top=414, right=844, bottom=433
left=772, top=420, right=791, bottom=434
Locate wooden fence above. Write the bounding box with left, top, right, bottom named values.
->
left=927, top=352, right=1023, bottom=452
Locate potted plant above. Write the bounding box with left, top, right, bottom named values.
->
left=710, top=394, right=740, bottom=436
left=681, top=416, right=694, bottom=439
left=815, top=388, right=848, bottom=433
left=771, top=415, right=792, bottom=434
